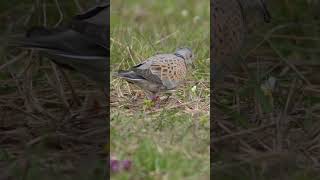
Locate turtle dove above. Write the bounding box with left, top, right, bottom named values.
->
left=115, top=48, right=194, bottom=101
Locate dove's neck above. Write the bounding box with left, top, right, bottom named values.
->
left=174, top=53, right=189, bottom=68
left=174, top=53, right=185, bottom=60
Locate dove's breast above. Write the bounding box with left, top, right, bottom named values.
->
left=155, top=59, right=186, bottom=81
left=148, top=55, right=187, bottom=89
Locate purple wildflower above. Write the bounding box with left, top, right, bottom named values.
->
left=110, top=159, right=120, bottom=172
left=122, top=160, right=132, bottom=171
left=110, top=158, right=132, bottom=173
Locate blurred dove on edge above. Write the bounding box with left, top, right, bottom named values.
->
left=211, top=0, right=271, bottom=84
left=9, top=1, right=109, bottom=85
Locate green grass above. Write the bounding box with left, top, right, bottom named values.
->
left=110, top=0, right=210, bottom=179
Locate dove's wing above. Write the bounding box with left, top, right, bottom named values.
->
left=73, top=1, right=109, bottom=26
left=71, top=1, right=109, bottom=48
left=133, top=54, right=187, bottom=90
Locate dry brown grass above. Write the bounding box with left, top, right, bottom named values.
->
left=212, top=1, right=320, bottom=177
left=0, top=1, right=107, bottom=179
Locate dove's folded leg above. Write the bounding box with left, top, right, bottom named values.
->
left=151, top=96, right=161, bottom=109
left=163, top=94, right=172, bottom=104
left=144, top=92, right=158, bottom=101
left=144, top=92, right=161, bottom=108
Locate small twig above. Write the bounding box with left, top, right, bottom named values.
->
left=73, top=0, right=83, bottom=12
left=42, top=1, right=47, bottom=26
left=59, top=68, right=82, bottom=106
left=0, top=52, right=27, bottom=71
left=154, top=31, right=178, bottom=44
left=54, top=0, right=64, bottom=27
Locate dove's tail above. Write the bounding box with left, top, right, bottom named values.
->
left=8, top=27, right=57, bottom=49
left=114, top=70, right=145, bottom=83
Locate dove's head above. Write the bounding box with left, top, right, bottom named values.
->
left=175, top=47, right=194, bottom=64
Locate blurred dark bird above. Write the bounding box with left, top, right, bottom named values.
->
left=9, top=1, right=109, bottom=85
left=211, top=0, right=271, bottom=84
